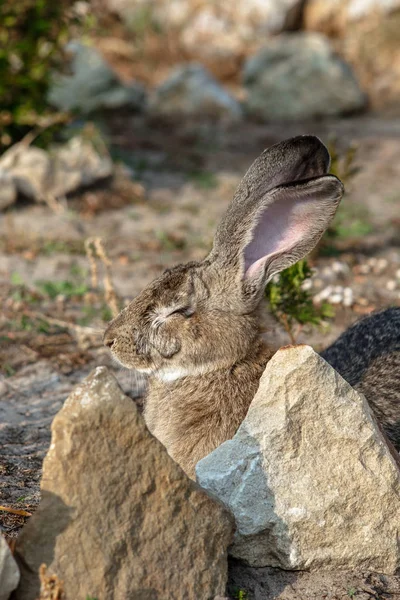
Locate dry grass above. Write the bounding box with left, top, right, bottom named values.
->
left=85, top=237, right=120, bottom=317
left=37, top=564, right=66, bottom=600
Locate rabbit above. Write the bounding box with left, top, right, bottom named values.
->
left=321, top=307, right=400, bottom=448
left=104, top=135, right=399, bottom=478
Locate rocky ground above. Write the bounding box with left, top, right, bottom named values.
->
left=1, top=114, right=400, bottom=598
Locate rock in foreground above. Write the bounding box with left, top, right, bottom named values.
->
left=0, top=535, right=20, bottom=600
left=197, top=345, right=400, bottom=573
left=243, top=33, right=366, bottom=120
left=14, top=367, right=233, bottom=600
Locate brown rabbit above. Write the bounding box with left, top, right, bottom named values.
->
left=103, top=135, right=349, bottom=477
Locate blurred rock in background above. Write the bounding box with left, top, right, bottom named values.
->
left=48, top=41, right=147, bottom=114
left=243, top=33, right=366, bottom=121
left=149, top=63, right=242, bottom=120
left=98, top=0, right=304, bottom=78
left=304, top=0, right=400, bottom=111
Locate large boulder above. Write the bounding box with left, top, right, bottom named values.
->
left=196, top=345, right=400, bottom=573
left=0, top=535, right=20, bottom=600
left=0, top=170, right=17, bottom=211
left=243, top=33, right=366, bottom=121
left=149, top=64, right=242, bottom=120
left=0, top=135, right=112, bottom=204
left=14, top=367, right=233, bottom=600
left=304, top=0, right=400, bottom=110
left=48, top=42, right=146, bottom=114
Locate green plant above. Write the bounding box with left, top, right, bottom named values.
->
left=0, top=0, right=82, bottom=148
left=347, top=587, right=357, bottom=598
left=35, top=279, right=89, bottom=300
left=155, top=230, right=187, bottom=251
left=188, top=170, right=218, bottom=190
left=265, top=260, right=334, bottom=344
left=2, top=364, right=15, bottom=377
left=323, top=141, right=373, bottom=243
left=328, top=140, right=359, bottom=185
left=0, top=0, right=68, bottom=147
left=234, top=589, right=249, bottom=600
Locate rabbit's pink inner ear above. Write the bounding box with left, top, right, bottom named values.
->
left=243, top=194, right=321, bottom=281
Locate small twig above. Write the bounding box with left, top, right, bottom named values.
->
left=27, top=311, right=101, bottom=337
left=0, top=505, right=32, bottom=517
left=85, top=237, right=120, bottom=317
left=85, top=238, right=98, bottom=288
left=94, top=238, right=119, bottom=317
left=280, top=313, right=296, bottom=346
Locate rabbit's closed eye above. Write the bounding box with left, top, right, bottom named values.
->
left=168, top=306, right=195, bottom=318
left=152, top=305, right=194, bottom=329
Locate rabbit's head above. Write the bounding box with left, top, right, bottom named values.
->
left=104, top=136, right=344, bottom=380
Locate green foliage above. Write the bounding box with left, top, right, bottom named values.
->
left=35, top=279, right=89, bottom=300
left=77, top=303, right=113, bottom=326
left=330, top=206, right=373, bottom=239
left=8, top=314, right=51, bottom=334
left=265, top=260, right=334, bottom=344
left=325, top=140, right=373, bottom=242
left=0, top=0, right=71, bottom=148
left=2, top=363, right=16, bottom=377
left=234, top=589, right=249, bottom=600
left=188, top=170, right=218, bottom=190
left=10, top=272, right=24, bottom=285
left=328, top=140, right=359, bottom=185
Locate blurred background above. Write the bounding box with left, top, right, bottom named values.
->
left=1, top=0, right=400, bottom=532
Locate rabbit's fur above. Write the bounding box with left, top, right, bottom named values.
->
left=104, top=135, right=399, bottom=477
left=321, top=307, right=400, bottom=448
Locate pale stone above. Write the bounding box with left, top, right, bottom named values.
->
left=149, top=64, right=242, bottom=120
left=0, top=136, right=112, bottom=202
left=14, top=367, right=233, bottom=600
left=196, top=345, right=400, bottom=573
left=243, top=33, right=366, bottom=121
left=0, top=535, right=20, bottom=600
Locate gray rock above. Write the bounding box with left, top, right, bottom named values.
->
left=0, top=136, right=112, bottom=202
left=196, top=345, right=400, bottom=573
left=0, top=535, right=20, bottom=600
left=149, top=64, right=242, bottom=120
left=243, top=33, right=366, bottom=120
left=48, top=42, right=146, bottom=114
left=14, top=367, right=233, bottom=600
left=0, top=170, right=17, bottom=211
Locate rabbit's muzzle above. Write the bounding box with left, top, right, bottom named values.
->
left=103, top=318, right=149, bottom=369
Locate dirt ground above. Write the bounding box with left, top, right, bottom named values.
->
left=1, top=114, right=400, bottom=598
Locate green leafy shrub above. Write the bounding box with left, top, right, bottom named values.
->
left=265, top=260, right=334, bottom=344
left=324, top=141, right=372, bottom=244
left=35, top=279, right=89, bottom=300
left=0, top=0, right=71, bottom=149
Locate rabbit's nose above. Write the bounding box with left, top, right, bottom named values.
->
left=103, top=330, right=116, bottom=349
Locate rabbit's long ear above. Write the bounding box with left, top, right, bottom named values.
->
left=208, top=136, right=343, bottom=306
